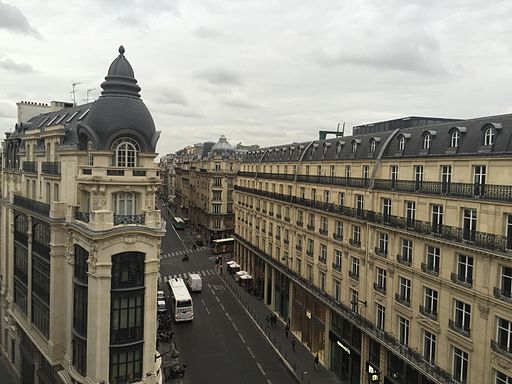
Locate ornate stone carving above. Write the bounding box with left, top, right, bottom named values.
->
left=87, top=242, right=98, bottom=275
left=388, top=269, right=395, bottom=278
left=124, top=234, right=137, bottom=248
left=91, top=184, right=107, bottom=209
left=65, top=230, right=74, bottom=264
left=478, top=303, right=489, bottom=319
left=492, top=353, right=512, bottom=369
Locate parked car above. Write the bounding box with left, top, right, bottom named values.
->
left=157, top=300, right=167, bottom=313
left=157, top=290, right=165, bottom=300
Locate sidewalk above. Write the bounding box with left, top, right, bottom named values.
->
left=220, top=270, right=339, bottom=384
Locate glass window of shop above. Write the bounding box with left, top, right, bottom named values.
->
left=385, top=352, right=435, bottom=384
left=274, top=270, right=290, bottom=321
left=330, top=311, right=362, bottom=384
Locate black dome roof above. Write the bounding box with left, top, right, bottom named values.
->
left=81, top=46, right=157, bottom=152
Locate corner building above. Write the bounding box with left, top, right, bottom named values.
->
left=0, top=47, right=164, bottom=383
left=235, top=115, right=512, bottom=384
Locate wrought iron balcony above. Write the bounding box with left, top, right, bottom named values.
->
left=397, top=254, right=412, bottom=267
left=421, top=263, right=439, bottom=277
left=233, top=234, right=456, bottom=384
left=276, top=234, right=281, bottom=240
left=319, top=256, right=327, bottom=264
left=374, top=247, right=388, bottom=258
left=307, top=224, right=315, bottom=231
left=14, top=230, right=28, bottom=244
left=22, top=161, right=37, bottom=173
left=284, top=217, right=290, bottom=222
left=395, top=293, right=410, bottom=307
left=448, top=319, right=471, bottom=338
left=276, top=214, right=282, bottom=219
left=13, top=194, right=50, bottom=216
left=450, top=273, right=473, bottom=288
left=306, top=250, right=313, bottom=257
left=74, top=208, right=90, bottom=223
left=234, top=185, right=510, bottom=255
left=319, top=228, right=328, bottom=236
left=493, top=287, right=512, bottom=303
left=349, top=238, right=361, bottom=248
left=348, top=271, right=359, bottom=280
left=373, top=283, right=386, bottom=294
left=296, top=245, right=303, bottom=251
left=41, top=161, right=60, bottom=175
left=419, top=305, right=438, bottom=321
left=333, top=233, right=343, bottom=242
left=332, top=262, right=341, bottom=272
left=491, top=340, right=512, bottom=359
left=284, top=239, right=289, bottom=245
left=113, top=214, right=145, bottom=226
left=296, top=221, right=304, bottom=227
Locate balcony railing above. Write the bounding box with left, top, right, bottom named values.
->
left=419, top=305, right=438, bottom=321
left=41, top=161, right=60, bottom=175
left=296, top=245, right=302, bottom=252
left=296, top=221, right=303, bottom=227
left=319, top=228, right=328, bottom=236
left=395, top=293, right=410, bottom=307
left=349, top=238, right=361, bottom=248
left=13, top=195, right=50, bottom=216
left=397, top=254, right=412, bottom=267
left=421, top=263, right=439, bottom=277
left=448, top=320, right=471, bottom=338
left=373, top=283, right=386, bottom=294
left=307, top=224, right=315, bottom=231
left=319, top=256, right=327, bottom=264
left=237, top=171, right=512, bottom=203
left=493, top=287, right=512, bottom=303
left=113, top=214, right=145, bottom=226
left=348, top=271, right=359, bottom=280
left=332, top=262, right=341, bottom=272
left=306, top=250, right=313, bottom=257
left=22, top=161, right=37, bottom=173
left=375, top=247, right=388, bottom=258
left=235, top=185, right=510, bottom=255
left=333, top=233, right=343, bottom=242
left=276, top=214, right=282, bottom=219
left=450, top=273, right=473, bottom=288
left=491, top=340, right=512, bottom=359
left=233, top=234, right=456, bottom=384
left=74, top=208, right=90, bottom=223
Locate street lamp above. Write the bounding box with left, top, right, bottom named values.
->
left=350, top=298, right=367, bottom=313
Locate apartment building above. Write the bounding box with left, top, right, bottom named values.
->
left=174, top=136, right=239, bottom=242
left=0, top=46, right=164, bottom=383
left=235, top=115, right=512, bottom=384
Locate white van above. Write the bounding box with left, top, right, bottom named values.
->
left=186, top=273, right=202, bottom=292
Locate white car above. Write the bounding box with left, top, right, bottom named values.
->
left=157, top=300, right=167, bottom=313
left=157, top=290, right=165, bottom=300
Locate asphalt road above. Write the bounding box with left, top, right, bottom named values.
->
left=158, top=203, right=295, bottom=384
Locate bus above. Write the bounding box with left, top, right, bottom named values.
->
left=212, top=237, right=235, bottom=254
left=168, top=278, right=193, bottom=322
left=172, top=217, right=185, bottom=230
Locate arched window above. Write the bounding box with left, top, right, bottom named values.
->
left=14, top=214, right=28, bottom=234
left=113, top=192, right=136, bottom=215
left=112, top=138, right=140, bottom=167
left=423, top=134, right=432, bottom=150
left=451, top=130, right=460, bottom=147
left=370, top=139, right=376, bottom=153
left=352, top=141, right=358, bottom=153
left=398, top=136, right=405, bottom=151
left=484, top=127, right=495, bottom=146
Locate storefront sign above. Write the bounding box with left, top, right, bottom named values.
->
left=367, top=362, right=380, bottom=383
left=305, top=310, right=312, bottom=319
left=336, top=340, right=351, bottom=355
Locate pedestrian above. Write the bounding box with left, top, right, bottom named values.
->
left=291, top=337, right=296, bottom=351
left=314, top=353, right=319, bottom=371
left=285, top=324, right=289, bottom=338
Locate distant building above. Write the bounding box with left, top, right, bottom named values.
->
left=0, top=46, right=164, bottom=383
left=235, top=115, right=512, bottom=384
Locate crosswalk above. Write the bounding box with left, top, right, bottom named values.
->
left=160, top=246, right=208, bottom=260
left=160, top=269, right=217, bottom=283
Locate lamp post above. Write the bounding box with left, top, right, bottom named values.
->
left=350, top=298, right=367, bottom=314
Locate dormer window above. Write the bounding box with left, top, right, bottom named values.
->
left=323, top=144, right=328, bottom=156
left=451, top=130, right=460, bottom=147
left=484, top=127, right=495, bottom=146
left=370, top=139, right=376, bottom=153
left=352, top=141, right=358, bottom=153
left=336, top=141, right=343, bottom=155
left=112, top=137, right=140, bottom=167
left=398, top=136, right=405, bottom=151
left=423, top=134, right=432, bottom=150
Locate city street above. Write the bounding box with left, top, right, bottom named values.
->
left=158, top=203, right=296, bottom=384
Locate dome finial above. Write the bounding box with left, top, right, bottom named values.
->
left=118, top=45, right=125, bottom=55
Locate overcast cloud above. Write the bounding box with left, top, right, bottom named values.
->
left=1, top=0, right=512, bottom=155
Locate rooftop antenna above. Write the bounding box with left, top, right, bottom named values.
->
left=71, top=81, right=81, bottom=106
left=85, top=88, right=96, bottom=103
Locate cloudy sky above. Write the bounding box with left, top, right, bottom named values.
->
left=1, top=0, right=512, bottom=155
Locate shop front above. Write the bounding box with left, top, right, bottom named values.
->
left=329, top=312, right=362, bottom=384
left=253, top=256, right=265, bottom=300
left=384, top=352, right=435, bottom=384
left=291, top=285, right=326, bottom=360
left=274, top=270, right=290, bottom=321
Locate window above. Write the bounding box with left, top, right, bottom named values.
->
left=351, top=257, right=359, bottom=278
left=423, top=287, right=438, bottom=317
left=377, top=232, right=388, bottom=256
left=462, top=209, right=477, bottom=242
left=423, top=330, right=437, bottom=364
left=336, top=142, right=342, bottom=154
left=306, top=238, right=314, bottom=255
left=398, top=276, right=411, bottom=305
left=432, top=204, right=443, bottom=234
left=307, top=264, right=313, bottom=283
left=441, top=165, right=452, bottom=194
left=311, top=188, right=317, bottom=201
left=297, top=210, right=304, bottom=225
left=352, top=225, right=361, bottom=245
left=112, top=137, right=140, bottom=167
left=423, top=133, right=432, bottom=149
left=308, top=213, right=315, bottom=229
left=113, top=192, right=136, bottom=215
left=338, top=192, right=344, bottom=207
left=212, top=204, right=221, bottom=214
left=399, top=136, right=405, bottom=151
left=452, top=347, right=469, bottom=384
left=376, top=267, right=387, bottom=292
left=496, top=317, right=512, bottom=353
left=111, top=253, right=144, bottom=289
left=335, top=221, right=343, bottom=239
left=398, top=316, right=409, bottom=346
left=320, top=244, right=327, bottom=262
left=473, top=165, right=486, bottom=196
left=319, top=272, right=326, bottom=291
left=320, top=216, right=328, bottom=233
left=507, top=215, right=512, bottom=250
left=455, top=254, right=473, bottom=286
left=333, top=279, right=341, bottom=301
left=452, top=299, right=471, bottom=335
left=405, top=201, right=415, bottom=227
left=376, top=304, right=385, bottom=330
left=382, top=198, right=391, bottom=223
left=323, top=190, right=330, bottom=203
left=390, top=165, right=398, bottom=188
left=484, top=127, right=495, bottom=146
left=110, top=345, right=143, bottom=384
left=451, top=130, right=460, bottom=147
left=370, top=139, right=376, bottom=153
left=496, top=370, right=512, bottom=384
left=500, top=266, right=512, bottom=296
left=334, top=250, right=342, bottom=268
left=363, top=165, right=369, bottom=180
left=356, top=194, right=364, bottom=215
left=414, top=165, right=423, bottom=187
left=351, top=141, right=358, bottom=153
left=401, top=239, right=413, bottom=263
left=425, top=245, right=440, bottom=274
left=350, top=289, right=359, bottom=312
left=330, top=165, right=335, bottom=178
left=345, top=165, right=351, bottom=178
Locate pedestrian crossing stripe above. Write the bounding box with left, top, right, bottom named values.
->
left=158, top=268, right=216, bottom=282
left=160, top=246, right=208, bottom=259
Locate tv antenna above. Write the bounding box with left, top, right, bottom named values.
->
left=85, top=88, right=96, bottom=103
left=71, top=81, right=81, bottom=106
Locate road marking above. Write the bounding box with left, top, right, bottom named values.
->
left=225, top=313, right=232, bottom=321
left=215, top=296, right=220, bottom=302
left=201, top=298, right=210, bottom=315
left=220, top=303, right=225, bottom=311
left=239, top=334, right=246, bottom=344
left=256, top=362, right=266, bottom=376
left=246, top=346, right=255, bottom=358
left=266, top=380, right=272, bottom=384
